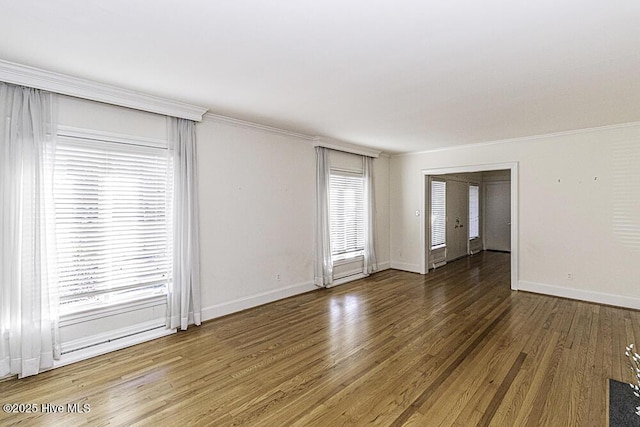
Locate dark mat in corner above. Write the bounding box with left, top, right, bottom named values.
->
left=610, top=379, right=640, bottom=427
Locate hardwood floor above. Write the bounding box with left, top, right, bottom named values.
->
left=1, top=251, right=638, bottom=426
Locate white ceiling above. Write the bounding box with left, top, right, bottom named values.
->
left=2, top=1, right=640, bottom=154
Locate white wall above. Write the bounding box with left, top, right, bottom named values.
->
left=196, top=116, right=391, bottom=319
left=390, top=123, right=640, bottom=309
left=196, top=118, right=316, bottom=317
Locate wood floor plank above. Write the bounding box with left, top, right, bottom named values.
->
left=0, top=251, right=637, bottom=426
left=476, top=351, right=527, bottom=427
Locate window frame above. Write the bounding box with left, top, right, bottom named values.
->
left=54, top=126, right=172, bottom=318
left=328, top=168, right=365, bottom=263
left=468, top=183, right=480, bottom=241
left=430, top=178, right=447, bottom=250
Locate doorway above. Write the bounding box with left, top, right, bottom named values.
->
left=420, top=162, right=518, bottom=290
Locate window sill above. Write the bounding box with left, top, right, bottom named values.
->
left=59, top=294, right=167, bottom=327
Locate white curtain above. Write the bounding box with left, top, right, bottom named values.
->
left=363, top=155, right=378, bottom=275
left=0, top=82, right=60, bottom=378
left=167, top=117, right=201, bottom=330
left=315, top=146, right=333, bottom=287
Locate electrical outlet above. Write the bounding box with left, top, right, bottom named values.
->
left=567, top=273, right=573, bottom=280
left=276, top=274, right=281, bottom=281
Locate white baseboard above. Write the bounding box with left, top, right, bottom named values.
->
left=201, top=281, right=317, bottom=322
left=518, top=280, right=640, bottom=310
left=389, top=261, right=422, bottom=273
left=55, top=320, right=175, bottom=369
left=60, top=319, right=167, bottom=354
left=377, top=261, right=391, bottom=271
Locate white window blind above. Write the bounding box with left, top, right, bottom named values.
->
left=431, top=180, right=446, bottom=249
left=54, top=135, right=171, bottom=313
left=469, top=184, right=480, bottom=240
left=329, top=171, right=364, bottom=260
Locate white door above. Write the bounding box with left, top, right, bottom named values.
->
left=484, top=181, right=511, bottom=252
left=446, top=180, right=468, bottom=261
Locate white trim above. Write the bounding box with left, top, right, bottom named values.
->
left=389, top=262, right=422, bottom=273
left=59, top=295, right=167, bottom=327
left=395, top=121, right=640, bottom=157
left=510, top=164, right=518, bottom=290
left=0, top=59, right=207, bottom=121
left=518, top=281, right=640, bottom=311
left=203, top=112, right=314, bottom=140
left=420, top=163, right=516, bottom=176
left=57, top=125, right=168, bottom=149
left=201, top=281, right=317, bottom=321
left=60, top=319, right=166, bottom=354
left=55, top=322, right=175, bottom=368
left=376, top=261, right=391, bottom=271
left=432, top=260, right=448, bottom=269
left=314, top=136, right=381, bottom=158
left=203, top=113, right=384, bottom=158
left=420, top=162, right=519, bottom=292
left=328, top=272, right=367, bottom=288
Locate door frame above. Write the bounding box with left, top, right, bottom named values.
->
left=420, top=162, right=519, bottom=291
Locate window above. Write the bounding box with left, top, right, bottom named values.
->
left=329, top=171, right=364, bottom=261
left=469, top=184, right=480, bottom=240
left=54, top=133, right=171, bottom=314
left=431, top=179, right=446, bottom=249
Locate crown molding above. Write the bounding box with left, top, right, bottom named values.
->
left=204, top=112, right=383, bottom=157
left=0, top=60, right=208, bottom=121
left=313, top=136, right=381, bottom=158
left=203, top=112, right=314, bottom=140
left=395, top=120, right=640, bottom=157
